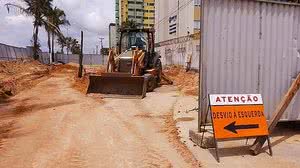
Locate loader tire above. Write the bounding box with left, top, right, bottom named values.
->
left=147, top=75, right=157, bottom=92
left=155, top=59, right=162, bottom=83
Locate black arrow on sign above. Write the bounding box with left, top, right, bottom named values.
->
left=224, top=121, right=259, bottom=134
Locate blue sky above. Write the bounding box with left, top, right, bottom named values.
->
left=0, top=0, right=115, bottom=53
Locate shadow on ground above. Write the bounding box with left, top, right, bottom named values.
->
left=0, top=98, right=77, bottom=150
left=205, top=122, right=300, bottom=161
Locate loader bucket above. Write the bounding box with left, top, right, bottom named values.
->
left=87, top=73, right=147, bottom=99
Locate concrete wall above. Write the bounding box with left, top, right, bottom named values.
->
left=156, top=35, right=200, bottom=70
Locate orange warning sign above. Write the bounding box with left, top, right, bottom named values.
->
left=209, top=94, right=269, bottom=139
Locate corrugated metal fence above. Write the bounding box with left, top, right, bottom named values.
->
left=0, top=43, right=107, bottom=65
left=55, top=54, right=106, bottom=65
left=0, top=43, right=33, bottom=61
left=200, top=0, right=300, bottom=121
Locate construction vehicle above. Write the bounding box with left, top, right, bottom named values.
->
left=87, top=28, right=163, bottom=98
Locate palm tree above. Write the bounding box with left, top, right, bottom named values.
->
left=5, top=0, right=54, bottom=60
left=71, top=43, right=81, bottom=55
left=69, top=38, right=80, bottom=54
left=59, top=37, right=79, bottom=55
left=121, top=19, right=138, bottom=29
left=46, top=7, right=70, bottom=62
left=65, top=37, right=73, bottom=55
left=57, top=36, right=66, bottom=54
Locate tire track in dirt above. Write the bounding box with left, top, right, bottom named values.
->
left=0, top=69, right=199, bottom=167
left=104, top=104, right=171, bottom=167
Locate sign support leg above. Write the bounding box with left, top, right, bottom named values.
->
left=200, top=106, right=210, bottom=147
left=267, top=136, right=273, bottom=156
left=210, top=109, right=220, bottom=163
left=214, top=139, right=220, bottom=163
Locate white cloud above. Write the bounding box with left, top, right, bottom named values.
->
left=5, top=14, right=32, bottom=25
left=0, top=0, right=115, bottom=53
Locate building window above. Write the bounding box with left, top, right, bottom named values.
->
left=194, top=0, right=201, bottom=6
left=144, top=2, right=155, bottom=6
left=194, top=20, right=201, bottom=29
left=144, top=17, right=155, bottom=20
left=145, top=10, right=155, bottom=13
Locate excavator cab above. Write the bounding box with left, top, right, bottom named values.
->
left=87, top=28, right=162, bottom=98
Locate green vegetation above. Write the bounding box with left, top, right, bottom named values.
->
left=45, top=7, right=70, bottom=61
left=5, top=0, right=72, bottom=60
left=6, top=0, right=54, bottom=60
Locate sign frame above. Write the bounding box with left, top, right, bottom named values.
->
left=199, top=94, right=273, bottom=162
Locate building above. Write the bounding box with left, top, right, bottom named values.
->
left=143, top=0, right=155, bottom=28
left=109, top=23, right=117, bottom=48
left=115, top=0, right=155, bottom=28
left=155, top=0, right=201, bottom=43
left=154, top=0, right=201, bottom=73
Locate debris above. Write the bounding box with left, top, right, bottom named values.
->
left=163, top=65, right=198, bottom=96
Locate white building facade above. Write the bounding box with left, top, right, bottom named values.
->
left=155, top=0, right=201, bottom=70
left=155, top=0, right=201, bottom=43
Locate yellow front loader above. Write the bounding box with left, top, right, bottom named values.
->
left=87, top=28, right=162, bottom=98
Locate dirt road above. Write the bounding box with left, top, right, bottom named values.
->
left=0, top=72, right=199, bottom=167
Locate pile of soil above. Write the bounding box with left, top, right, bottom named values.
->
left=0, top=60, right=106, bottom=101
left=163, top=65, right=198, bottom=96
left=50, top=64, right=106, bottom=94
left=0, top=60, right=50, bottom=101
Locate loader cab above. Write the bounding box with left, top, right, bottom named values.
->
left=119, top=28, right=155, bottom=54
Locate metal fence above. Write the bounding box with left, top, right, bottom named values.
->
left=55, top=53, right=107, bottom=65
left=0, top=43, right=33, bottom=61
left=200, top=0, right=300, bottom=121
left=0, top=43, right=107, bottom=65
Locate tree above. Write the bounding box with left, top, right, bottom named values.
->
left=121, top=19, right=139, bottom=29
left=57, top=36, right=66, bottom=54
left=101, top=48, right=109, bottom=55
left=64, top=37, right=80, bottom=55
left=70, top=38, right=80, bottom=54
left=45, top=7, right=70, bottom=62
left=5, top=0, right=54, bottom=60
left=65, top=37, right=73, bottom=55
left=71, top=43, right=81, bottom=55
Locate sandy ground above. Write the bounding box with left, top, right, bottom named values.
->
left=0, top=69, right=199, bottom=167
left=174, top=96, right=300, bottom=168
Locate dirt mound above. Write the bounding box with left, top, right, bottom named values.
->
left=0, top=60, right=50, bottom=101
left=163, top=65, right=198, bottom=96
left=50, top=64, right=106, bottom=95
left=0, top=61, right=106, bottom=100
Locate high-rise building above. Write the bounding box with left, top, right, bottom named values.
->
left=143, top=0, right=155, bottom=28
left=115, top=0, right=155, bottom=28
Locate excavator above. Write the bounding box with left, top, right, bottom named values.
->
left=87, top=28, right=164, bottom=98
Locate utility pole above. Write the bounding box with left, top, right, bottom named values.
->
left=99, top=37, right=104, bottom=64
left=96, top=45, right=99, bottom=54
left=177, top=0, right=180, bottom=38
left=99, top=37, right=104, bottom=53
left=78, top=31, right=84, bottom=78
